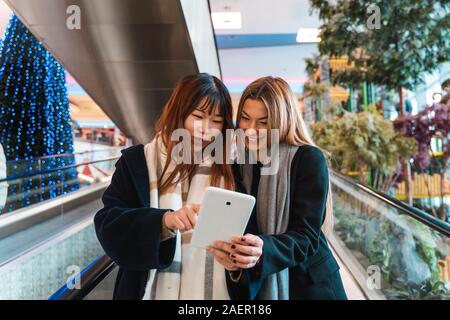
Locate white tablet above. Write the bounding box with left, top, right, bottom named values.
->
left=190, top=186, right=256, bottom=249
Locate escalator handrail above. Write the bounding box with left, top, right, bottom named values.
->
left=49, top=254, right=116, bottom=300
left=0, top=156, right=120, bottom=183
left=6, top=147, right=122, bottom=164
left=331, top=170, right=450, bottom=237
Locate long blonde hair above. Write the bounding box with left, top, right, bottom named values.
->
left=236, top=76, right=334, bottom=235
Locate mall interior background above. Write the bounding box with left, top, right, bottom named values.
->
left=0, top=0, right=448, bottom=300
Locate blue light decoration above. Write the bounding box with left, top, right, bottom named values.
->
left=0, top=15, right=79, bottom=212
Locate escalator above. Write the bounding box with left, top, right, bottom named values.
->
left=48, top=171, right=450, bottom=300
left=328, top=172, right=449, bottom=300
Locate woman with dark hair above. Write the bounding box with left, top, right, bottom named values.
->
left=94, top=73, right=235, bottom=300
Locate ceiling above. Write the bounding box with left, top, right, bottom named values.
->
left=210, top=0, right=320, bottom=94
left=211, top=0, right=319, bottom=34
left=3, top=0, right=219, bottom=144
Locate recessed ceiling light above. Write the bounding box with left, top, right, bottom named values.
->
left=211, top=12, right=242, bottom=29
left=296, top=28, right=321, bottom=43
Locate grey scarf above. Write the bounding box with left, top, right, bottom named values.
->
left=240, top=142, right=299, bottom=300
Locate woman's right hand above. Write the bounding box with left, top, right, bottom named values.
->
left=163, top=204, right=200, bottom=232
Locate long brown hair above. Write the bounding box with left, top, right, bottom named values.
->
left=236, top=76, right=334, bottom=234
left=155, top=73, right=235, bottom=194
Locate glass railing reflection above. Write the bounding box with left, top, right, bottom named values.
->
left=0, top=156, right=119, bottom=214
left=331, top=172, right=450, bottom=300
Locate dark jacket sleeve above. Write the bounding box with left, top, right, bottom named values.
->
left=226, top=146, right=329, bottom=299
left=94, top=156, right=177, bottom=271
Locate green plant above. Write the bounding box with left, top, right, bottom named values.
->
left=334, top=207, right=366, bottom=251
left=309, top=0, right=450, bottom=204
left=333, top=192, right=449, bottom=300
left=311, top=106, right=416, bottom=189
left=365, top=218, right=392, bottom=279
left=399, top=215, right=443, bottom=283
left=309, top=0, right=450, bottom=115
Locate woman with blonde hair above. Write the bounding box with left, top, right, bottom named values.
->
left=208, top=76, right=347, bottom=300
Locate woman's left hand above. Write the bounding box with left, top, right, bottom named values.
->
left=206, top=233, right=263, bottom=270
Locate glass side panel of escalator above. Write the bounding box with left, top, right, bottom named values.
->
left=0, top=222, right=103, bottom=299
left=330, top=173, right=449, bottom=300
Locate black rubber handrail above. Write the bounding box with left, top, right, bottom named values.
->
left=331, top=170, right=450, bottom=237
left=48, top=254, right=116, bottom=300
left=0, top=156, right=120, bottom=183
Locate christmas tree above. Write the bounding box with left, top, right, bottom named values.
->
left=0, top=15, right=78, bottom=212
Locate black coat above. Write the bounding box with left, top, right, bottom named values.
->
left=94, top=144, right=347, bottom=300
left=225, top=145, right=347, bottom=300
left=94, top=144, right=176, bottom=299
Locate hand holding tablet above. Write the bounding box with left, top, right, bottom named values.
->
left=190, top=187, right=256, bottom=249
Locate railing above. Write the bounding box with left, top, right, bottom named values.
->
left=0, top=157, right=120, bottom=183
left=332, top=172, right=450, bottom=237
left=49, top=255, right=116, bottom=300
left=0, top=155, right=119, bottom=214
left=330, top=171, right=449, bottom=300
left=5, top=147, right=122, bottom=164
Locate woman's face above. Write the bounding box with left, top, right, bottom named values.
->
left=184, top=103, right=224, bottom=149
left=238, top=99, right=268, bottom=151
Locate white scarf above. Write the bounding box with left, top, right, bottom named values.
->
left=142, top=135, right=230, bottom=300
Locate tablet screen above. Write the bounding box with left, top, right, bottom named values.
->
left=190, top=187, right=255, bottom=248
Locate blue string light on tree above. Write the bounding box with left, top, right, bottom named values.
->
left=0, top=15, right=79, bottom=212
